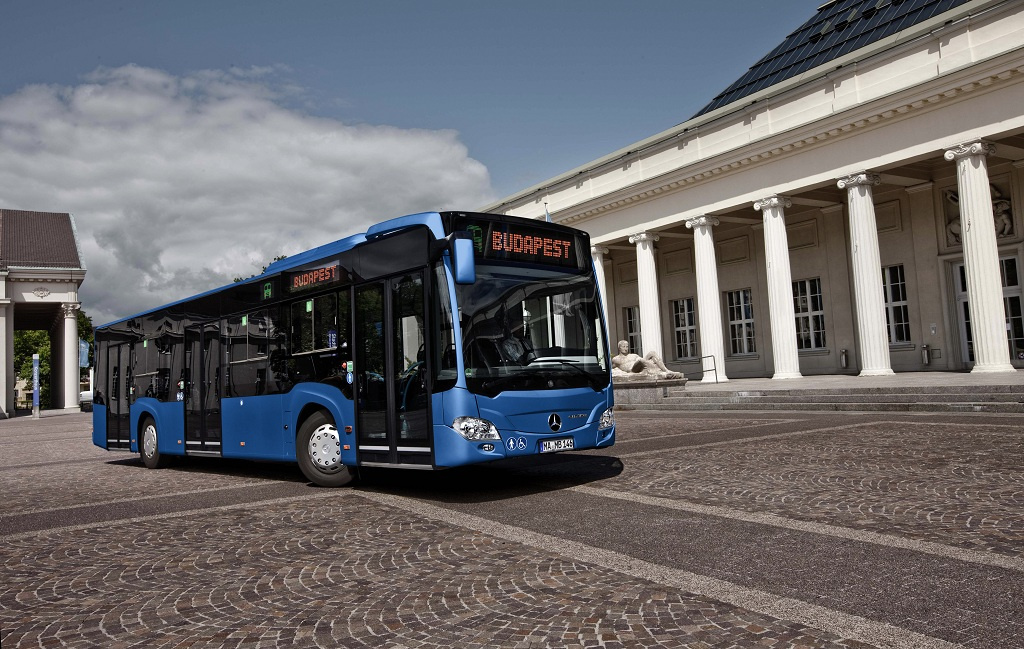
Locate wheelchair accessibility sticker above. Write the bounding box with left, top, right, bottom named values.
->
left=505, top=437, right=527, bottom=452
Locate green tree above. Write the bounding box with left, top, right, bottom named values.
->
left=13, top=330, right=51, bottom=409
left=78, top=309, right=95, bottom=367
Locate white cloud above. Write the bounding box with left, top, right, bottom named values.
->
left=0, top=64, right=495, bottom=324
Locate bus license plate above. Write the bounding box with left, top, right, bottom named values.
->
left=541, top=437, right=574, bottom=453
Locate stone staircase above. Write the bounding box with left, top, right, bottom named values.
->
left=624, top=384, right=1024, bottom=413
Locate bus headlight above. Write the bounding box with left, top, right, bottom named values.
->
left=453, top=416, right=500, bottom=441
left=598, top=408, right=615, bottom=430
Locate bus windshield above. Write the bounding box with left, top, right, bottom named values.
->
left=457, top=264, right=609, bottom=397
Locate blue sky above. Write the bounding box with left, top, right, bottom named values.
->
left=3, top=0, right=814, bottom=196
left=0, top=0, right=817, bottom=322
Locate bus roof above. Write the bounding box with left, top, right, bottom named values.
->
left=98, top=211, right=448, bottom=329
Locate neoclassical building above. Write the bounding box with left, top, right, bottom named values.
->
left=0, top=210, right=87, bottom=416
left=484, top=0, right=1024, bottom=381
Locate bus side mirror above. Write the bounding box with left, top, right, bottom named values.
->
left=452, top=238, right=476, bottom=284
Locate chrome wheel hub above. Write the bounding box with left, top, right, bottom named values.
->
left=308, top=424, right=342, bottom=473
left=143, top=424, right=158, bottom=458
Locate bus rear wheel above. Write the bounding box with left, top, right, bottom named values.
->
left=297, top=411, right=356, bottom=487
left=140, top=417, right=170, bottom=469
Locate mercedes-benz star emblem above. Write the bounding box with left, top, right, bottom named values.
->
left=548, top=413, right=562, bottom=432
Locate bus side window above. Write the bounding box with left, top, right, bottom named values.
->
left=338, top=290, right=350, bottom=355
left=291, top=300, right=313, bottom=354
left=432, top=263, right=457, bottom=392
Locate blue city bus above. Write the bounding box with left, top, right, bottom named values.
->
left=92, top=211, right=615, bottom=486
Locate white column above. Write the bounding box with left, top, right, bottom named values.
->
left=62, top=303, right=81, bottom=410
left=685, top=216, right=729, bottom=383
left=628, top=231, right=664, bottom=358
left=944, top=141, right=1015, bottom=373
left=837, top=172, right=894, bottom=376
left=753, top=195, right=802, bottom=379
left=0, top=291, right=12, bottom=417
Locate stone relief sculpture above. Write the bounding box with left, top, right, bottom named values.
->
left=610, top=340, right=683, bottom=380
left=944, top=185, right=1014, bottom=246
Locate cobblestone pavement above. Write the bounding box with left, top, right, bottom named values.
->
left=1, top=411, right=1022, bottom=648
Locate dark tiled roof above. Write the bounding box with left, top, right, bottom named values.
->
left=0, top=209, right=83, bottom=270
left=693, top=0, right=972, bottom=118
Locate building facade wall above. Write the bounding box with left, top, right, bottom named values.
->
left=485, top=0, right=1024, bottom=379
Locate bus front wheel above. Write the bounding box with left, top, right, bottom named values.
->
left=140, top=417, right=170, bottom=469
left=297, top=411, right=356, bottom=487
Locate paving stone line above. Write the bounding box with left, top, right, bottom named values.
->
left=357, top=490, right=961, bottom=649
left=614, top=420, right=877, bottom=458
left=0, top=492, right=883, bottom=649
left=570, top=484, right=1024, bottom=572
left=0, top=492, right=337, bottom=541
left=2, top=480, right=276, bottom=518
left=616, top=419, right=1024, bottom=555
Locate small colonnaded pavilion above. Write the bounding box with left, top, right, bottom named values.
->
left=0, top=209, right=87, bottom=416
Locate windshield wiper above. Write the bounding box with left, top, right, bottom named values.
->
left=526, top=358, right=603, bottom=391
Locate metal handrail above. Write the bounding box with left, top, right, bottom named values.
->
left=694, top=355, right=718, bottom=384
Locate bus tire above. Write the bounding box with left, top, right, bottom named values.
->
left=297, top=411, right=355, bottom=487
left=140, top=416, right=169, bottom=469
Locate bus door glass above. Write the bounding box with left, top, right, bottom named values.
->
left=354, top=271, right=430, bottom=464
left=184, top=321, right=223, bottom=452
left=106, top=343, right=132, bottom=449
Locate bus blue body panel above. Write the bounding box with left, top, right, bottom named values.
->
left=262, top=233, right=368, bottom=276
left=365, top=212, right=445, bottom=241
left=439, top=386, right=480, bottom=424
left=278, top=384, right=357, bottom=466
left=217, top=386, right=354, bottom=464
left=130, top=399, right=186, bottom=456
left=92, top=405, right=107, bottom=447
left=433, top=386, right=614, bottom=468
left=221, top=395, right=288, bottom=461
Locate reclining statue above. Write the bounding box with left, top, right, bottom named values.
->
left=610, top=340, right=683, bottom=380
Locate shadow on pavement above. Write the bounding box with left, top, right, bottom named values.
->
left=355, top=453, right=625, bottom=503
left=106, top=455, right=309, bottom=483
left=105, top=450, right=624, bottom=500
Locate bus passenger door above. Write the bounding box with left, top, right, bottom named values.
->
left=354, top=271, right=431, bottom=466
left=184, top=322, right=223, bottom=454
left=106, top=343, right=132, bottom=449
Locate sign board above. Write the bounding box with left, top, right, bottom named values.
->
left=32, top=353, right=40, bottom=417
left=455, top=218, right=584, bottom=270
left=286, top=262, right=345, bottom=293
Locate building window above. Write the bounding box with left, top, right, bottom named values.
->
left=1000, top=258, right=1024, bottom=360
left=624, top=306, right=641, bottom=354
left=726, top=289, right=756, bottom=355
left=793, top=278, right=826, bottom=350
left=882, top=264, right=910, bottom=344
left=671, top=298, right=698, bottom=359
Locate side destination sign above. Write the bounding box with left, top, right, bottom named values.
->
left=288, top=262, right=342, bottom=292
left=464, top=220, right=581, bottom=269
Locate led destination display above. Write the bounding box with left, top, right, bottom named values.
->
left=287, top=262, right=343, bottom=292
left=464, top=221, right=583, bottom=269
